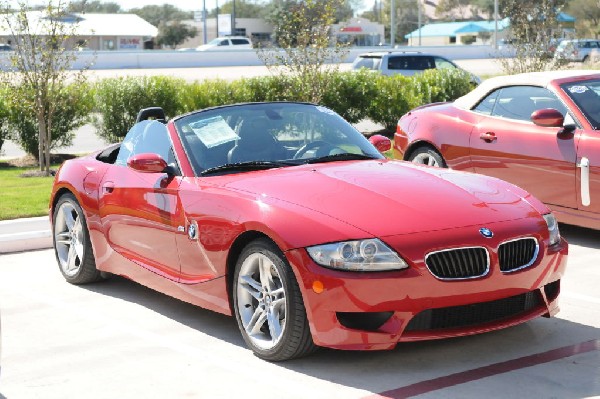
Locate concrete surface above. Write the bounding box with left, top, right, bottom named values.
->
left=0, top=224, right=598, bottom=398
left=0, top=217, right=51, bottom=254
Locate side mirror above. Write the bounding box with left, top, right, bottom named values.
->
left=127, top=153, right=168, bottom=173
left=369, top=134, right=392, bottom=153
left=531, top=108, right=564, bottom=128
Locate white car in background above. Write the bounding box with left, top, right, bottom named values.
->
left=196, top=36, right=252, bottom=51
left=554, top=39, right=600, bottom=62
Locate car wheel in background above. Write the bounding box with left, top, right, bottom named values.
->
left=233, top=238, right=316, bottom=361
left=408, top=146, right=447, bottom=168
left=53, top=193, right=103, bottom=284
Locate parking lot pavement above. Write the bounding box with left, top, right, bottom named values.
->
left=0, top=225, right=598, bottom=399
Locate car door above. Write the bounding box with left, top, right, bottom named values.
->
left=98, top=121, right=185, bottom=280
left=469, top=85, right=579, bottom=209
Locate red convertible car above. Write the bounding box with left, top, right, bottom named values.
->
left=395, top=70, right=600, bottom=230
left=50, top=102, right=567, bottom=361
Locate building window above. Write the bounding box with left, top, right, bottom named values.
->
left=449, top=36, right=456, bottom=44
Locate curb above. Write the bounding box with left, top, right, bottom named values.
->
left=0, top=216, right=52, bottom=254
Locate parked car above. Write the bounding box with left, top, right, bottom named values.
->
left=395, top=70, right=600, bottom=230
left=196, top=36, right=252, bottom=51
left=50, top=102, right=567, bottom=361
left=554, top=39, right=600, bottom=62
left=352, top=51, right=481, bottom=83
left=0, top=43, right=12, bottom=51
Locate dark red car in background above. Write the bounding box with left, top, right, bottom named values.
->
left=395, top=70, right=600, bottom=230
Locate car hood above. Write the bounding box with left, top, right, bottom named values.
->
left=216, top=160, right=543, bottom=237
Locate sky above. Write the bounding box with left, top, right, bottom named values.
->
left=111, top=1, right=197, bottom=10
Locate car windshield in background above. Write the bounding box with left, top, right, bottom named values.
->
left=561, top=80, right=600, bottom=129
left=352, top=56, right=381, bottom=70
left=174, top=103, right=383, bottom=176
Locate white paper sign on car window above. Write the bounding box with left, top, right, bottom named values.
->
left=190, top=116, right=239, bottom=148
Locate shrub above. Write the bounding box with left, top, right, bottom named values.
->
left=94, top=76, right=185, bottom=143
left=366, top=74, right=424, bottom=131
left=4, top=82, right=93, bottom=158
left=415, top=68, right=473, bottom=104
left=321, top=69, right=379, bottom=123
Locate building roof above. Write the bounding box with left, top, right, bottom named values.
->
left=0, top=12, right=158, bottom=37
left=454, top=70, right=600, bottom=110
left=405, top=18, right=510, bottom=39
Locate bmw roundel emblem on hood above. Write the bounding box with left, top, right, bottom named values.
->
left=479, top=228, right=493, bottom=238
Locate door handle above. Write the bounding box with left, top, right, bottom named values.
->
left=479, top=132, right=497, bottom=142
left=102, top=182, right=115, bottom=194
left=577, top=157, right=591, bottom=206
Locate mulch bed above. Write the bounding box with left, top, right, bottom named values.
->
left=1, top=154, right=77, bottom=177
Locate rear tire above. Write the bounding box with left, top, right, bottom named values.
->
left=52, top=193, right=103, bottom=284
left=233, top=238, right=317, bottom=361
left=408, top=146, right=447, bottom=168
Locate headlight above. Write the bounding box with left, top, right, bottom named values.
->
left=306, top=239, right=408, bottom=271
left=543, top=213, right=561, bottom=246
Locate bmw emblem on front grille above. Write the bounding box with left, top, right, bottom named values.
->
left=479, top=228, right=493, bottom=238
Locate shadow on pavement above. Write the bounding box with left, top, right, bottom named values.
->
left=81, top=276, right=244, bottom=348
left=559, top=223, right=600, bottom=249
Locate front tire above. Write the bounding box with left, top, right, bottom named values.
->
left=408, top=146, right=447, bottom=168
left=233, top=238, right=316, bottom=361
left=53, top=193, right=103, bottom=284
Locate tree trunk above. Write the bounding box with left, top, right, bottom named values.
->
left=46, top=117, right=52, bottom=175
left=37, top=109, right=49, bottom=176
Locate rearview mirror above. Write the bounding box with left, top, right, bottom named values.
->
left=369, top=134, right=392, bottom=153
left=127, top=153, right=168, bottom=173
left=531, top=108, right=564, bottom=128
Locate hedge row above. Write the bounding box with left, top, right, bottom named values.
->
left=0, top=69, right=473, bottom=157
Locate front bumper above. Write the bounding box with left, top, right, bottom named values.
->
left=285, top=218, right=568, bottom=350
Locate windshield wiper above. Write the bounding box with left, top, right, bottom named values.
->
left=306, top=153, right=381, bottom=164
left=200, top=161, right=299, bottom=176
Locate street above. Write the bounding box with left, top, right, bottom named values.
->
left=0, top=224, right=598, bottom=398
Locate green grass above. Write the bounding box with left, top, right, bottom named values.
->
left=0, top=165, right=55, bottom=220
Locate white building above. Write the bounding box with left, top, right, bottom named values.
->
left=0, top=12, right=158, bottom=51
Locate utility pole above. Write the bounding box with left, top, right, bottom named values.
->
left=417, top=0, right=422, bottom=46
left=390, top=0, right=395, bottom=47
left=202, top=0, right=207, bottom=44
left=232, top=0, right=236, bottom=36
left=494, top=0, right=499, bottom=49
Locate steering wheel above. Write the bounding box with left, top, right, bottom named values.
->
left=293, top=141, right=339, bottom=159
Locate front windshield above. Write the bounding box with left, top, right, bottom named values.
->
left=174, top=103, right=383, bottom=176
left=561, top=79, right=600, bottom=129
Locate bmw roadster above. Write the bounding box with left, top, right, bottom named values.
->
left=50, top=102, right=568, bottom=361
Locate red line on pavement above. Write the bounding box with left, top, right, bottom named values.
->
left=364, top=339, right=600, bottom=399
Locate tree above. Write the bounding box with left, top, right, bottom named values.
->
left=567, top=0, right=600, bottom=39
left=157, top=21, right=197, bottom=49
left=499, top=0, right=569, bottom=73
left=0, top=0, right=90, bottom=175
left=379, top=0, right=426, bottom=44
left=259, top=0, right=349, bottom=104
left=435, top=0, right=476, bottom=20
left=68, top=0, right=122, bottom=13
left=207, top=0, right=267, bottom=18
left=129, top=4, right=192, bottom=27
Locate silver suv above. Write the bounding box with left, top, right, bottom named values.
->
left=555, top=39, right=600, bottom=62
left=352, top=51, right=481, bottom=83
